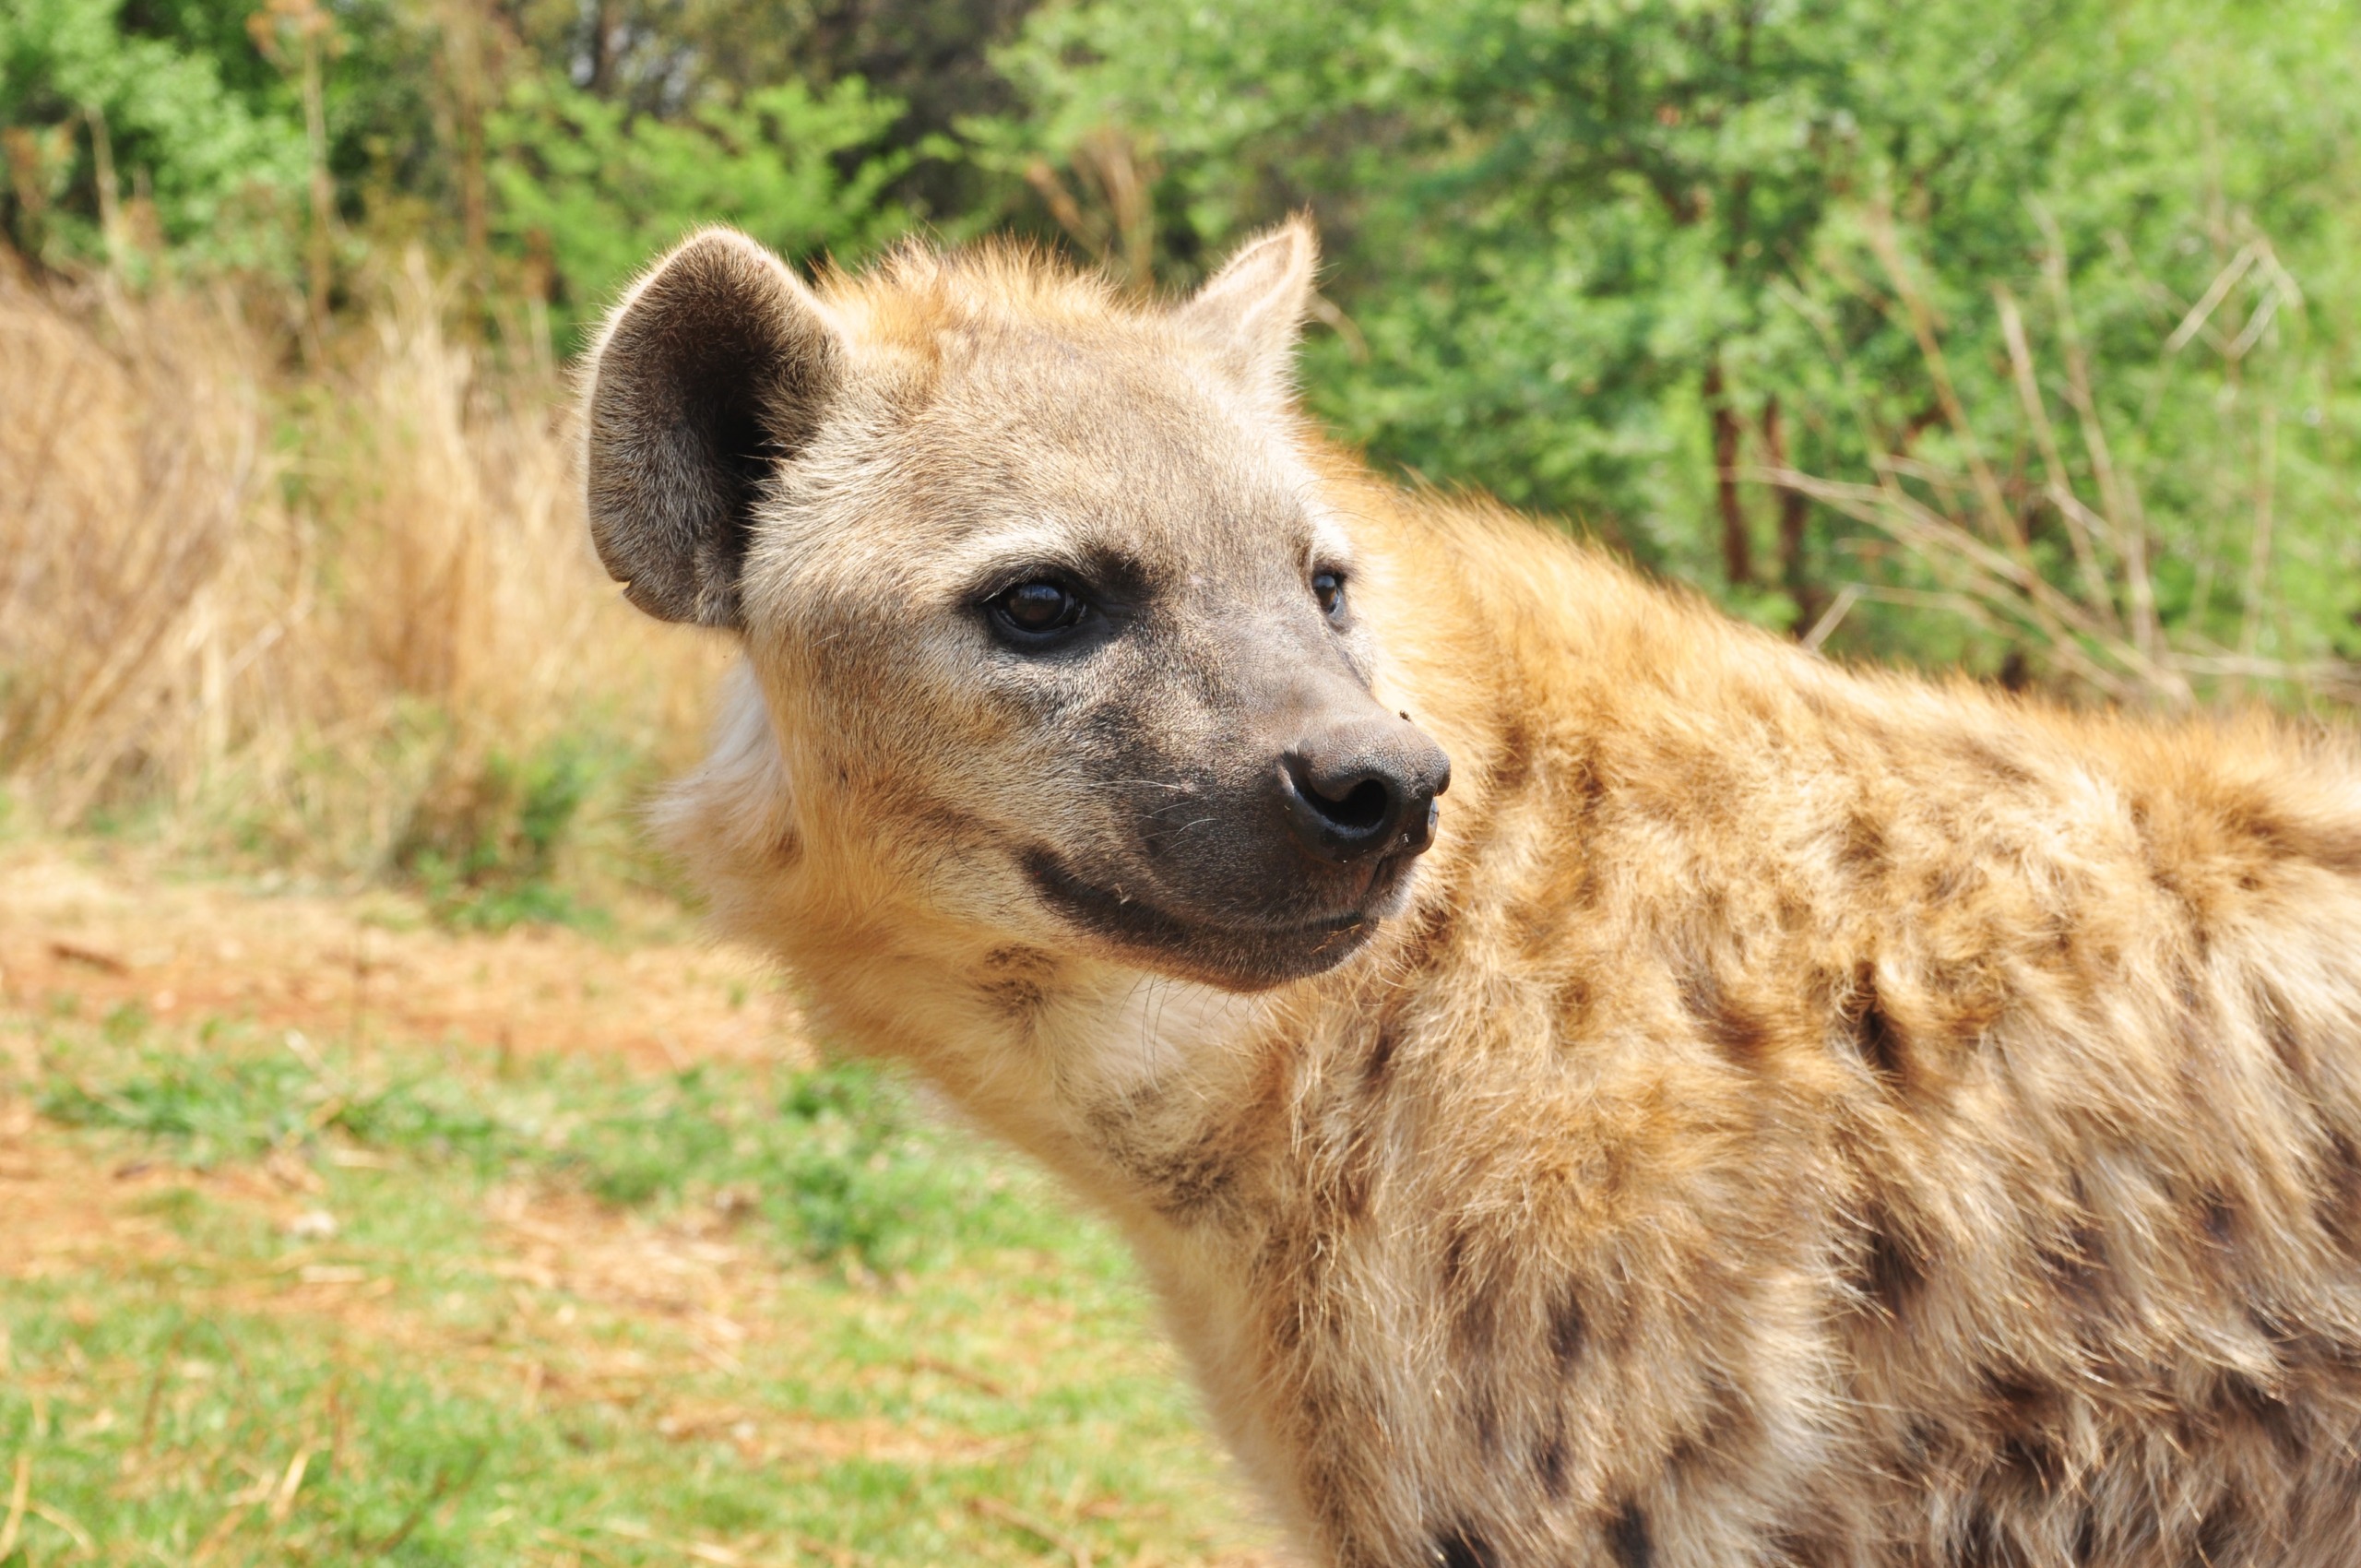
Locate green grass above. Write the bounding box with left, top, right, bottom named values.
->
left=0, top=1000, right=1269, bottom=1566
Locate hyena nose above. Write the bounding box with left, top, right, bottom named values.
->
left=1281, top=719, right=1453, bottom=865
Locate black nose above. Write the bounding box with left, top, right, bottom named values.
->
left=1280, top=718, right=1453, bottom=865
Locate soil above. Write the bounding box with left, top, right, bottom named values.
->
left=0, top=842, right=802, bottom=1070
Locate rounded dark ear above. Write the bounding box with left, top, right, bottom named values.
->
left=584, top=228, right=843, bottom=628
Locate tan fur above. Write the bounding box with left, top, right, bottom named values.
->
left=597, top=225, right=2361, bottom=1567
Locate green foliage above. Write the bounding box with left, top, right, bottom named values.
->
left=999, top=0, right=2361, bottom=686
left=496, top=0, right=1035, bottom=221
left=391, top=731, right=621, bottom=932
left=0, top=0, right=304, bottom=270
left=487, top=72, right=919, bottom=331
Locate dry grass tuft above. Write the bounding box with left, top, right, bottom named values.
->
left=1768, top=207, right=2357, bottom=711
left=0, top=251, right=724, bottom=881
left=0, top=262, right=268, bottom=821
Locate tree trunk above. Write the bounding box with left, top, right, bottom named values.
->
left=1704, top=358, right=1751, bottom=588
left=590, top=0, right=623, bottom=94
left=1762, top=397, right=1823, bottom=636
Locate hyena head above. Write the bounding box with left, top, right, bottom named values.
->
left=583, top=220, right=1450, bottom=992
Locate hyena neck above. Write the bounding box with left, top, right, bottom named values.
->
left=656, top=683, right=1276, bottom=1206
left=781, top=908, right=1277, bottom=1216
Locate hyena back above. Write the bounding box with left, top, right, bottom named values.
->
left=583, top=220, right=2361, bottom=1567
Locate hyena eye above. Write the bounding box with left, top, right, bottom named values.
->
left=991, top=579, right=1090, bottom=641
left=1311, top=570, right=1347, bottom=620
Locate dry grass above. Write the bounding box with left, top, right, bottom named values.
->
left=0, top=251, right=724, bottom=881
left=1769, top=206, right=2358, bottom=711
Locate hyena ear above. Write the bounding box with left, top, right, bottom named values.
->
left=1173, top=216, right=1318, bottom=401
left=584, top=227, right=844, bottom=628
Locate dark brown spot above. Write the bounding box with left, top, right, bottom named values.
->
left=2244, top=1303, right=2303, bottom=1354
left=1680, top=967, right=1773, bottom=1066
left=1439, top=1221, right=1505, bottom=1357
left=2039, top=914, right=2081, bottom=970
left=1954, top=1505, right=2007, bottom=1568
left=1440, top=1220, right=1475, bottom=1293
left=1434, top=1521, right=1496, bottom=1568
left=2200, top=1193, right=2237, bottom=1251
left=1535, top=1412, right=1570, bottom=1501
left=1557, top=973, right=1596, bottom=1034
left=1468, top=1383, right=1501, bottom=1455
left=2039, top=1219, right=2112, bottom=1314
left=1456, top=1283, right=1501, bottom=1359
left=1548, top=1284, right=1587, bottom=1374
left=1839, top=811, right=1890, bottom=877
left=1984, top=1370, right=2050, bottom=1413
left=1490, top=720, right=1536, bottom=797
left=1843, top=965, right=1908, bottom=1087
left=1361, top=1025, right=1399, bottom=1099
left=1666, top=1374, right=1756, bottom=1479
left=1094, top=1118, right=1240, bottom=1224
left=1329, top=1120, right=1379, bottom=1225
left=1572, top=742, right=1609, bottom=820
left=2214, top=1371, right=2301, bottom=1456
left=1995, top=1431, right=2063, bottom=1493
left=2318, top=1132, right=2361, bottom=1254
left=976, top=978, right=1049, bottom=1019
left=2192, top=1492, right=2247, bottom=1566
left=1852, top=1203, right=1927, bottom=1320
left=1398, top=903, right=1459, bottom=971
left=2221, top=794, right=2361, bottom=877
left=1771, top=1531, right=1842, bottom=1568
left=1607, top=1501, right=1652, bottom=1568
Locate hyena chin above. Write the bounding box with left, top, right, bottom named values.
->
left=587, top=220, right=2361, bottom=1567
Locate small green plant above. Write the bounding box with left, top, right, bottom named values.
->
left=34, top=1016, right=1039, bottom=1268
left=393, top=731, right=623, bottom=932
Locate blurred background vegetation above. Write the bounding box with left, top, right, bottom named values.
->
left=2, top=0, right=2357, bottom=910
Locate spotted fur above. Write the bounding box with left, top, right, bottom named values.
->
left=589, top=221, right=2361, bottom=1566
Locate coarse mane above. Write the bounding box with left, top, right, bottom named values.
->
left=812, top=235, right=1141, bottom=357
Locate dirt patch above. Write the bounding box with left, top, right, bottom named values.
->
left=0, top=1096, right=193, bottom=1281
left=0, top=845, right=802, bottom=1068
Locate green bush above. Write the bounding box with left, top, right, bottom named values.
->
left=996, top=0, right=2361, bottom=687
left=0, top=0, right=305, bottom=272
left=488, top=71, right=918, bottom=336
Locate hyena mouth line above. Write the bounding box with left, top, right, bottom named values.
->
left=1020, top=847, right=1388, bottom=950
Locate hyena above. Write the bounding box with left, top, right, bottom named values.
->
left=582, top=220, right=2361, bottom=1567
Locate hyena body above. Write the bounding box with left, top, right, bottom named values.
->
left=584, top=220, right=2361, bottom=1567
